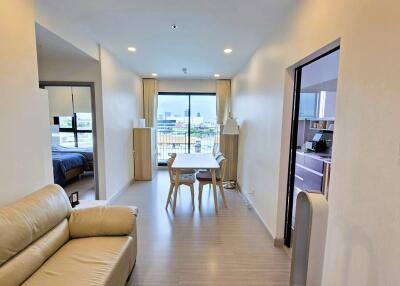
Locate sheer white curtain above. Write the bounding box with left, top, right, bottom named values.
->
left=72, top=87, right=91, bottom=113
left=47, top=86, right=73, bottom=117
left=216, top=79, right=231, bottom=124
left=142, top=79, right=158, bottom=127
left=47, top=86, right=91, bottom=116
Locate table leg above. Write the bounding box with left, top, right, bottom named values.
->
left=173, top=169, right=180, bottom=214
left=211, top=169, right=218, bottom=213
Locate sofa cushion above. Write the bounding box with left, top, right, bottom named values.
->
left=0, top=185, right=72, bottom=266
left=69, top=206, right=138, bottom=239
left=0, top=219, right=69, bottom=286
left=23, top=236, right=135, bottom=286
left=196, top=171, right=222, bottom=182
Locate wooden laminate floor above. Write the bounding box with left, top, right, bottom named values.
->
left=111, top=170, right=290, bottom=286
left=64, top=172, right=95, bottom=200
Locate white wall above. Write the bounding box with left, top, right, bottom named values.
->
left=99, top=47, right=143, bottom=200
left=0, top=0, right=53, bottom=206
left=301, top=50, right=340, bottom=90
left=38, top=57, right=107, bottom=199
left=232, top=0, right=400, bottom=285
left=38, top=46, right=143, bottom=201
left=36, top=10, right=143, bottom=200
left=159, top=79, right=216, bottom=93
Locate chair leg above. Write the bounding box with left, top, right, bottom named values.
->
left=173, top=170, right=181, bottom=214
left=198, top=183, right=203, bottom=207
left=211, top=170, right=218, bottom=213
left=190, top=184, right=195, bottom=210
left=219, top=181, right=227, bottom=208
left=165, top=183, right=174, bottom=209
left=173, top=184, right=179, bottom=214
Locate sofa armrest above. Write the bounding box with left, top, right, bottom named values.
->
left=68, top=205, right=138, bottom=239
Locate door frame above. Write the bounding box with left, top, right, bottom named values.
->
left=40, top=81, right=99, bottom=200
left=283, top=46, right=340, bottom=247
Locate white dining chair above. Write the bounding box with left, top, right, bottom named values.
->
left=196, top=155, right=228, bottom=208
left=165, top=156, right=196, bottom=211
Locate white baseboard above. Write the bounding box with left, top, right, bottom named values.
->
left=107, top=178, right=135, bottom=204
left=237, top=182, right=284, bottom=248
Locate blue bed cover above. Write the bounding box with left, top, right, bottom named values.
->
left=52, top=152, right=87, bottom=186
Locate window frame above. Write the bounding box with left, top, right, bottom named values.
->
left=54, top=112, right=93, bottom=148
left=157, top=92, right=217, bottom=166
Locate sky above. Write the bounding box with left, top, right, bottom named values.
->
left=157, top=94, right=216, bottom=122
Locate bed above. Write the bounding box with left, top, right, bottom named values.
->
left=52, top=144, right=94, bottom=171
left=52, top=152, right=88, bottom=186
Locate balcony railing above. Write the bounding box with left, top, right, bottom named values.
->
left=157, top=126, right=220, bottom=164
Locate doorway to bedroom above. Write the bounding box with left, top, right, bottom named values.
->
left=40, top=82, right=98, bottom=201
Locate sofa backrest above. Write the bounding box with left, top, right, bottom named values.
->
left=0, top=184, right=72, bottom=266
left=0, top=218, right=70, bottom=285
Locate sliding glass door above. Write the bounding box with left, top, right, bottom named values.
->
left=190, top=95, right=218, bottom=154
left=157, top=92, right=219, bottom=165
left=157, top=94, right=190, bottom=161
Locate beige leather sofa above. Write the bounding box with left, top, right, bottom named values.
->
left=0, top=184, right=138, bottom=286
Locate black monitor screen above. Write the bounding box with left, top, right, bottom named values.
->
left=312, top=133, right=323, bottom=142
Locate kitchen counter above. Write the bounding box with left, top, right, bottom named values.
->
left=292, top=150, right=332, bottom=228
left=294, top=151, right=331, bottom=193
left=296, top=150, right=331, bottom=163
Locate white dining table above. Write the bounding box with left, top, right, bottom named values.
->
left=171, top=153, right=225, bottom=213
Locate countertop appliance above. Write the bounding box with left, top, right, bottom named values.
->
left=305, top=133, right=327, bottom=152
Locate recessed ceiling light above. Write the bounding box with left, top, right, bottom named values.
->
left=152, top=73, right=158, bottom=77
left=127, top=46, right=137, bottom=52
left=224, top=48, right=233, bottom=54
left=214, top=74, right=220, bottom=78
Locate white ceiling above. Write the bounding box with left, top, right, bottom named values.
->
left=35, top=0, right=296, bottom=79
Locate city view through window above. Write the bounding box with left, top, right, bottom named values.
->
left=157, top=94, right=220, bottom=164
left=58, top=113, right=93, bottom=148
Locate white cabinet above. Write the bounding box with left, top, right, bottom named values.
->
left=133, top=128, right=157, bottom=181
